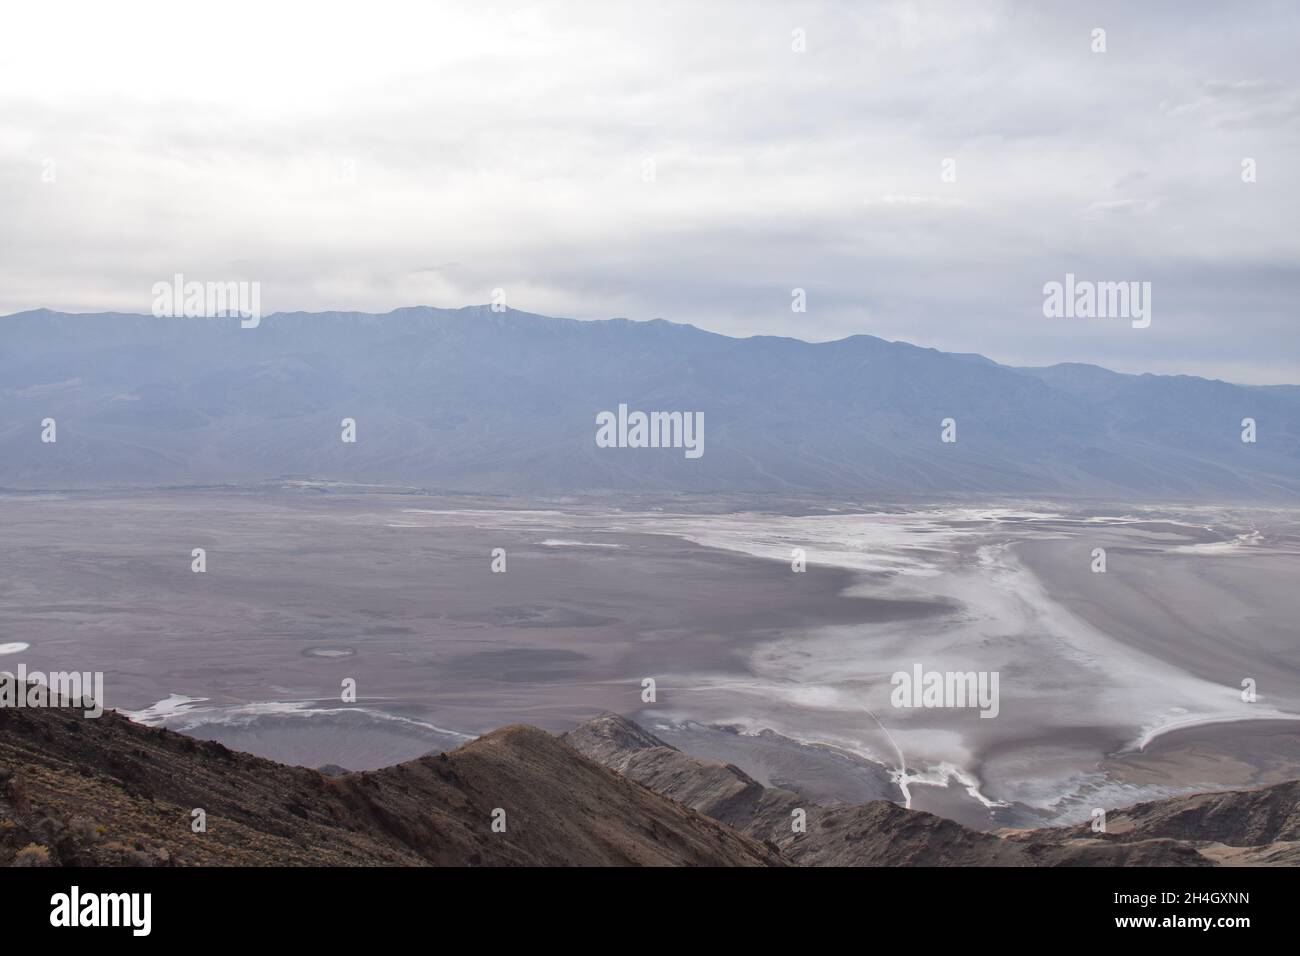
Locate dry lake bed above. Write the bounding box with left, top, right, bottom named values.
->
left=2, top=486, right=1297, bottom=829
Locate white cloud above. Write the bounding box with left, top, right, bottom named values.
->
left=1, top=0, right=1297, bottom=382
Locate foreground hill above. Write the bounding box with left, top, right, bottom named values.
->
left=2, top=306, right=1297, bottom=498
left=0, top=695, right=779, bottom=867
left=3, top=697, right=1296, bottom=866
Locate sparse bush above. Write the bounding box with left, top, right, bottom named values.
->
left=13, top=843, right=50, bottom=867
left=69, top=816, right=98, bottom=843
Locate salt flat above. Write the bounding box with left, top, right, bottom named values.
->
left=1, top=488, right=1296, bottom=828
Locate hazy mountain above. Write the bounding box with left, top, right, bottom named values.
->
left=2, top=306, right=1296, bottom=498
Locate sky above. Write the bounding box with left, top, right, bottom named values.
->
left=1, top=0, right=1297, bottom=383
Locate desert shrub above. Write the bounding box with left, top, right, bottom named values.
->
left=69, top=816, right=98, bottom=843
left=13, top=843, right=50, bottom=867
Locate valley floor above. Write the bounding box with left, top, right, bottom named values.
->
left=2, top=488, right=1298, bottom=831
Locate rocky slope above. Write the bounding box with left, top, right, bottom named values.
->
left=4, top=695, right=1295, bottom=866
left=0, top=692, right=779, bottom=867
left=563, top=713, right=1300, bottom=866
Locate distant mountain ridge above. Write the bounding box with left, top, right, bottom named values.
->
left=2, top=306, right=1296, bottom=498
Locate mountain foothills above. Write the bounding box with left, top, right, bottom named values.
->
left=3, top=698, right=1297, bottom=867
left=2, top=307, right=1297, bottom=498
left=563, top=714, right=1300, bottom=866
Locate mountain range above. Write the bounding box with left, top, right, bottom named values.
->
left=2, top=306, right=1297, bottom=498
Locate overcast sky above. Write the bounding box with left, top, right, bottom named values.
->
left=1, top=1, right=1296, bottom=382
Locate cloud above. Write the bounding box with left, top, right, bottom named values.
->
left=0, top=0, right=1297, bottom=383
